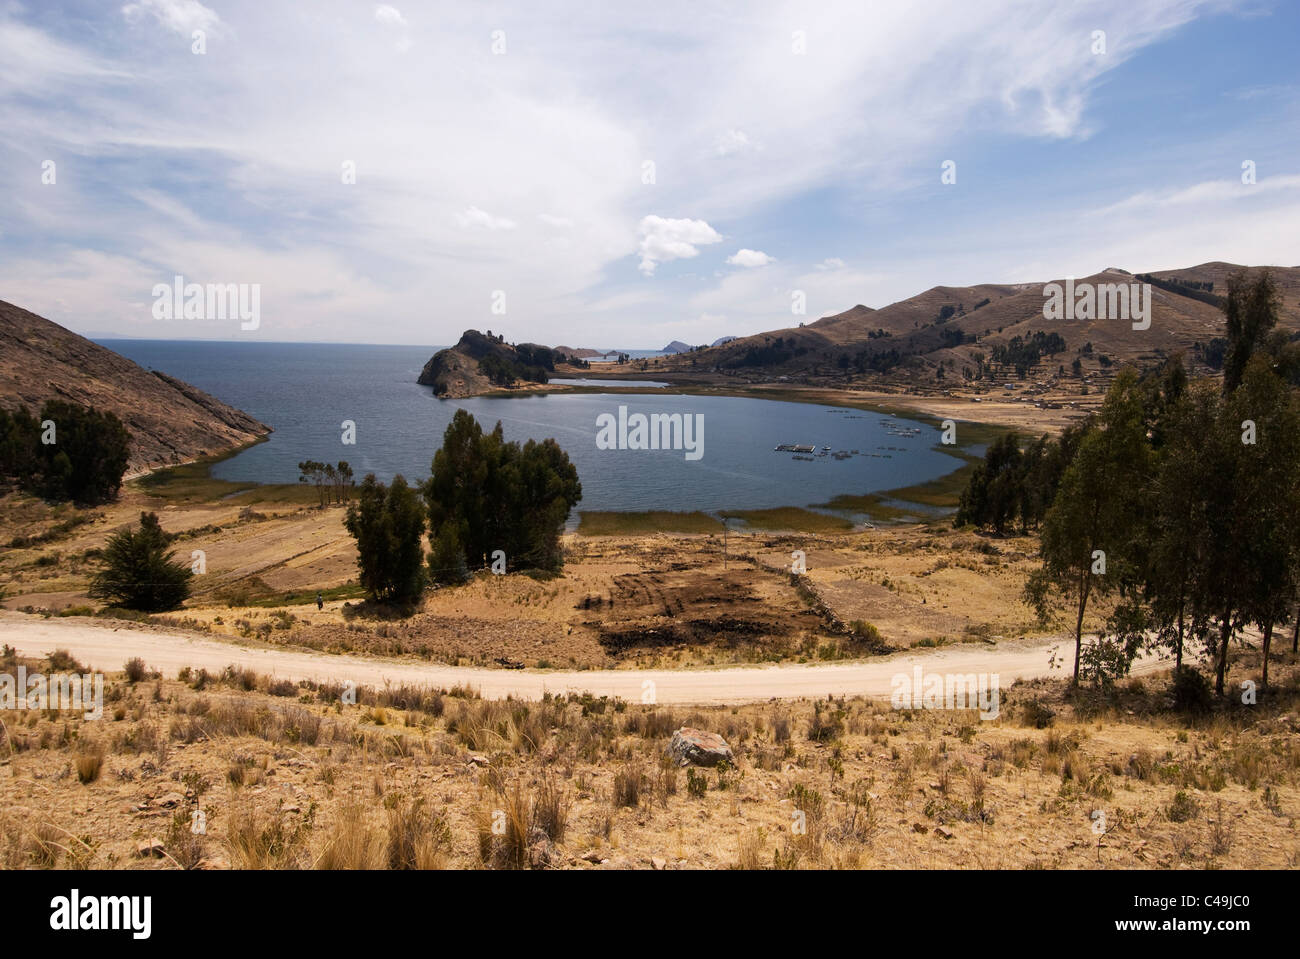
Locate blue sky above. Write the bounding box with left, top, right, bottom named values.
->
left=1, top=0, right=1298, bottom=347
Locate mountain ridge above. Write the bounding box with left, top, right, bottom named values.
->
left=0, top=299, right=271, bottom=476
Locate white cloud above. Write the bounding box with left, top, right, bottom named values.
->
left=715, top=129, right=754, bottom=157
left=121, top=0, right=220, bottom=36
left=0, top=0, right=1261, bottom=346
left=727, top=248, right=774, bottom=268
left=456, top=206, right=518, bottom=231
left=638, top=216, right=722, bottom=275
left=374, top=4, right=408, bottom=26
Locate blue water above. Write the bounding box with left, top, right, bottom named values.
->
left=99, top=340, right=960, bottom=516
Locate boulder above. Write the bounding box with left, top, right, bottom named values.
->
left=668, top=727, right=735, bottom=768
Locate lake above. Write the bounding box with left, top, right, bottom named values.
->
left=99, top=341, right=962, bottom=517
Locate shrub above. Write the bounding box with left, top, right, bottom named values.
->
left=385, top=795, right=452, bottom=869
left=1020, top=698, right=1055, bottom=729
left=123, top=657, right=147, bottom=683
left=686, top=768, right=708, bottom=798
left=613, top=765, right=643, bottom=807
left=75, top=743, right=105, bottom=784
left=1171, top=666, right=1212, bottom=715
left=89, top=513, right=192, bottom=612
left=1167, top=790, right=1199, bottom=823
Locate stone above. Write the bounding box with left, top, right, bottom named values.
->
left=153, top=792, right=185, bottom=809
left=651, top=857, right=666, bottom=871
left=136, top=838, right=165, bottom=858
left=668, top=727, right=735, bottom=768
left=935, top=826, right=954, bottom=840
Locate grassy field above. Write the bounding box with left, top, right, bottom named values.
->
left=135, top=447, right=314, bottom=507
left=2, top=646, right=1295, bottom=871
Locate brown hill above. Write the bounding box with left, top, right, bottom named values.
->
left=0, top=299, right=270, bottom=476
left=659, top=263, right=1300, bottom=382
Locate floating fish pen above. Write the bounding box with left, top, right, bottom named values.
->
left=775, top=444, right=817, bottom=453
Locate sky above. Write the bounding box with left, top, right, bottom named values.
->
left=1, top=0, right=1298, bottom=347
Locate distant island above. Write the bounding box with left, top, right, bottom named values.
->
left=418, top=330, right=583, bottom=398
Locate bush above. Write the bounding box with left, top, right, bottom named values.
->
left=89, top=512, right=192, bottom=612
left=612, top=765, right=643, bottom=807
left=1171, top=666, right=1212, bottom=715
left=1166, top=790, right=1199, bottom=823
left=848, top=620, right=883, bottom=646
left=123, top=657, right=147, bottom=683
left=75, top=743, right=105, bottom=784
left=1020, top=698, right=1055, bottom=729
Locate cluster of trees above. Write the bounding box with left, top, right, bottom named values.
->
left=553, top=352, right=590, bottom=369
left=89, top=512, right=193, bottom=612
left=728, top=339, right=807, bottom=368
left=954, top=425, right=1088, bottom=534
left=477, top=353, right=550, bottom=387
left=342, top=410, right=582, bottom=605
left=850, top=347, right=904, bottom=374
left=513, top=344, right=555, bottom=371
left=990, top=331, right=1067, bottom=377
left=1137, top=272, right=1223, bottom=309
left=297, top=460, right=354, bottom=506
left=343, top=475, right=428, bottom=604
left=0, top=400, right=130, bottom=505
left=940, top=327, right=972, bottom=349
left=959, top=271, right=1300, bottom=695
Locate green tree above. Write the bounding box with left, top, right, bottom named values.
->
left=1025, top=369, right=1152, bottom=686
left=428, top=522, right=469, bottom=585
left=954, top=433, right=1023, bottom=534
left=1222, top=269, right=1279, bottom=393
left=1143, top=383, right=1216, bottom=670
left=89, top=512, right=192, bottom=611
left=0, top=401, right=129, bottom=504
left=423, top=410, right=582, bottom=578
left=1200, top=357, right=1300, bottom=692
left=343, top=474, right=427, bottom=605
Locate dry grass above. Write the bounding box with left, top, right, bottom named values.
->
left=0, top=647, right=1296, bottom=871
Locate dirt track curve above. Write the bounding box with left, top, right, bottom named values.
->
left=0, top=612, right=1172, bottom=706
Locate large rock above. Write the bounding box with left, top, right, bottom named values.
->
left=668, top=727, right=735, bottom=768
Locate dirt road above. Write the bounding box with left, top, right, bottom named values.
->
left=0, top=612, right=1171, bottom=705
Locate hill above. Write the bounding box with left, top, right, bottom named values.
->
left=655, top=263, right=1300, bottom=387
left=0, top=299, right=270, bottom=476
left=418, top=330, right=561, bottom=397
